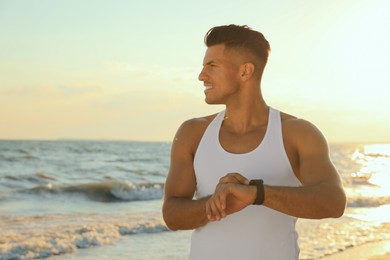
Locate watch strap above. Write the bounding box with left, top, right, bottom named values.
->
left=249, top=179, right=264, bottom=205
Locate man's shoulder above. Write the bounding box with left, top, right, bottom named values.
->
left=172, top=113, right=219, bottom=154
left=179, top=113, right=218, bottom=133
left=280, top=111, right=321, bottom=134
left=280, top=111, right=329, bottom=152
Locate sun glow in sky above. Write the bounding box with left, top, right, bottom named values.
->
left=0, top=0, right=389, bottom=142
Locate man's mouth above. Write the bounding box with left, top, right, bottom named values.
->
left=204, top=84, right=213, bottom=91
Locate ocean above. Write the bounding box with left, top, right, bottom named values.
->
left=0, top=141, right=389, bottom=260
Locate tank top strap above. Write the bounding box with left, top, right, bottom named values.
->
left=267, top=107, right=285, bottom=149
left=268, top=107, right=281, bottom=136
left=214, top=110, right=226, bottom=127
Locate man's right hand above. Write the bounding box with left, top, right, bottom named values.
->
left=206, top=173, right=256, bottom=221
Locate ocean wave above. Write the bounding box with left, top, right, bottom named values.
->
left=110, top=182, right=163, bottom=201
left=0, top=212, right=168, bottom=260
left=298, top=217, right=390, bottom=259
left=1, top=173, right=56, bottom=187
left=347, top=195, right=390, bottom=207
left=367, top=153, right=390, bottom=158
left=107, top=158, right=157, bottom=163
left=24, top=181, right=164, bottom=202
left=0, top=153, right=37, bottom=162
left=0, top=192, right=6, bottom=201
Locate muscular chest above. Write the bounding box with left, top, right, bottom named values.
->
left=218, top=124, right=300, bottom=180
left=219, top=126, right=267, bottom=154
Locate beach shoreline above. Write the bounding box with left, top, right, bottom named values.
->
left=49, top=236, right=390, bottom=260
left=321, top=240, right=390, bottom=260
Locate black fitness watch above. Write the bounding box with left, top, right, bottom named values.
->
left=249, top=179, right=265, bottom=205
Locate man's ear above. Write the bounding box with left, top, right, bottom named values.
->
left=240, top=63, right=255, bottom=81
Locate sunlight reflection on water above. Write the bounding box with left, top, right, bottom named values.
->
left=348, top=144, right=390, bottom=223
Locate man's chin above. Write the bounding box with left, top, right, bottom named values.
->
left=204, top=98, right=222, bottom=105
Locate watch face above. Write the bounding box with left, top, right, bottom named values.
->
left=249, top=179, right=263, bottom=185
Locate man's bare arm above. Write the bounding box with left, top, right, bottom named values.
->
left=262, top=119, right=346, bottom=218
left=162, top=119, right=210, bottom=230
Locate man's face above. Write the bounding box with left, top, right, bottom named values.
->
left=198, top=44, right=241, bottom=105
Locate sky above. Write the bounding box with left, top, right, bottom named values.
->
left=0, top=0, right=389, bottom=142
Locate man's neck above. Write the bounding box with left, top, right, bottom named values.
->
left=223, top=94, right=269, bottom=134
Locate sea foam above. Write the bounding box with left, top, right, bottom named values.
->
left=22, top=181, right=164, bottom=202
left=0, top=212, right=168, bottom=260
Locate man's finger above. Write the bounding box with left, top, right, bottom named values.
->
left=219, top=173, right=249, bottom=185
left=207, top=197, right=221, bottom=221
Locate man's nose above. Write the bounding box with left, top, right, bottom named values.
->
left=198, top=68, right=206, bottom=81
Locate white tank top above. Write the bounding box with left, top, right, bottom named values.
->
left=191, top=107, right=302, bottom=260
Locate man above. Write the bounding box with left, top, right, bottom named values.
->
left=162, top=24, right=346, bottom=259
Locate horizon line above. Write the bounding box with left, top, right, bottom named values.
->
left=0, top=138, right=389, bottom=145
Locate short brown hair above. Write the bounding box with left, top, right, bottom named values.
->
left=204, top=25, right=271, bottom=73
